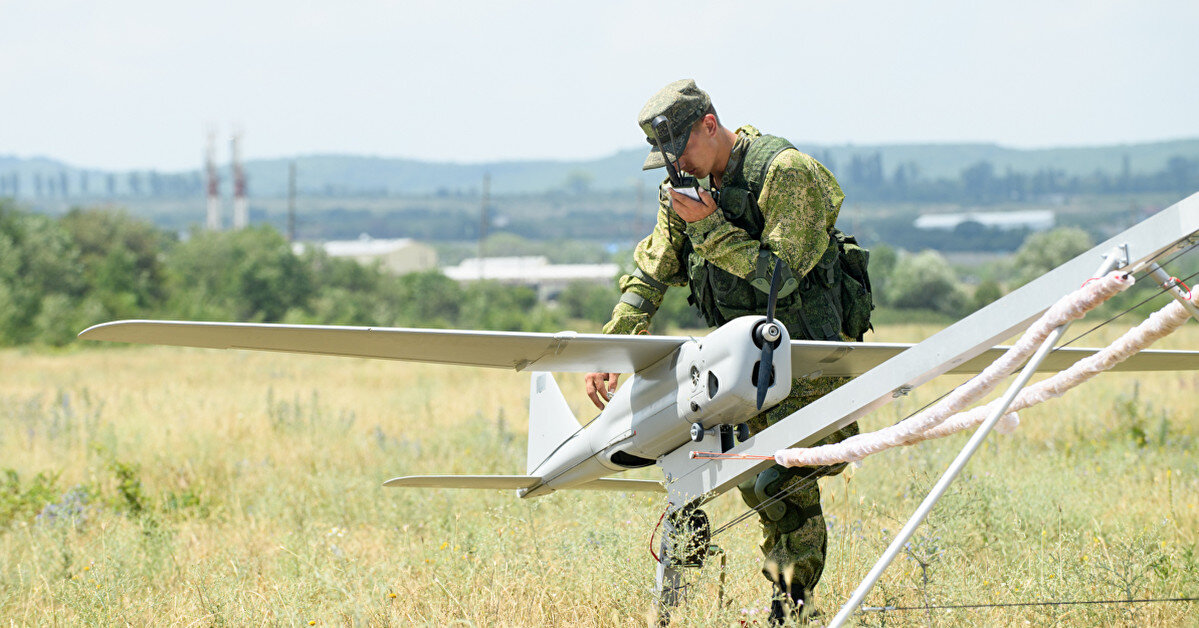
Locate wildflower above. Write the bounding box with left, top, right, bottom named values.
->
left=388, top=592, right=397, bottom=599
left=309, top=622, right=316, bottom=626
left=439, top=542, right=448, bottom=550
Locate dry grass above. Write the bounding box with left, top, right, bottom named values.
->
left=1, top=319, right=1198, bottom=626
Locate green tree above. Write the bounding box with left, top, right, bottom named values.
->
left=1011, top=227, right=1093, bottom=286
left=290, top=247, right=387, bottom=325
left=458, top=281, right=562, bottom=332
left=867, top=243, right=898, bottom=306
left=971, top=278, right=1004, bottom=312
left=0, top=202, right=85, bottom=344
left=165, top=226, right=314, bottom=322
left=59, top=209, right=172, bottom=320
left=557, top=281, right=618, bottom=325
left=884, top=250, right=969, bottom=317
left=388, top=270, right=464, bottom=328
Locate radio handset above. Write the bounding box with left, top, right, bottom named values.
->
left=650, top=115, right=701, bottom=201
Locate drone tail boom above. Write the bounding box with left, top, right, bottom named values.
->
left=526, top=372, right=582, bottom=475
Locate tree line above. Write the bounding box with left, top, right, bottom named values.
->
left=2, top=200, right=1158, bottom=348
left=0, top=201, right=567, bottom=347
left=820, top=152, right=1199, bottom=204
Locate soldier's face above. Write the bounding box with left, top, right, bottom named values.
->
left=677, top=115, right=719, bottom=178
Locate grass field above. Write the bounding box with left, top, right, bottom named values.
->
left=2, top=320, right=1198, bottom=626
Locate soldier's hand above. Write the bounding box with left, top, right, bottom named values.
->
left=669, top=188, right=717, bottom=223
left=585, top=372, right=621, bottom=410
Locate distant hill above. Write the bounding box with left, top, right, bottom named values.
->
left=799, top=139, right=1199, bottom=181
left=2, top=138, right=1198, bottom=197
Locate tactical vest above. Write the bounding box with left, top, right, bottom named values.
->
left=683, top=135, right=874, bottom=341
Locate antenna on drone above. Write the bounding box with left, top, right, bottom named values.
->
left=205, top=128, right=221, bottom=231
left=231, top=129, right=248, bottom=229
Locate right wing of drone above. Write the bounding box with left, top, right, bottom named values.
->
left=80, top=320, right=1199, bottom=378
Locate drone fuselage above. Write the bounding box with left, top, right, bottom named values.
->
left=521, top=316, right=792, bottom=497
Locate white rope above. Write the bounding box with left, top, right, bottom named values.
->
left=913, top=289, right=1198, bottom=442
left=775, top=271, right=1137, bottom=468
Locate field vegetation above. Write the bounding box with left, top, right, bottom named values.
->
left=2, top=317, right=1197, bottom=625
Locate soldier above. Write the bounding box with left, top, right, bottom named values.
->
left=585, top=79, right=872, bottom=623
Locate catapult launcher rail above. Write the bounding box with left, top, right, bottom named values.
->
left=652, top=191, right=1199, bottom=624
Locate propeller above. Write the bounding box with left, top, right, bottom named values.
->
left=754, top=258, right=786, bottom=410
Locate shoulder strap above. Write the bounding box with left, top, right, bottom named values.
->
left=742, top=135, right=796, bottom=197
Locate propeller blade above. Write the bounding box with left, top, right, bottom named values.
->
left=765, top=258, right=784, bottom=322
left=756, top=342, right=774, bottom=410
left=756, top=258, right=787, bottom=409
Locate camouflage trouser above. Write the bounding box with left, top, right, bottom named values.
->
left=736, top=376, right=857, bottom=598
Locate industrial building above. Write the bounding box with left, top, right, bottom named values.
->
left=914, top=209, right=1055, bottom=231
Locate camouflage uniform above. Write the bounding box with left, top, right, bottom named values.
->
left=603, top=118, right=859, bottom=604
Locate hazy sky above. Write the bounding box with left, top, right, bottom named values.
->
left=1, top=0, right=1197, bottom=171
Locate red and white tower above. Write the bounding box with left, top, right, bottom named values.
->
left=231, top=130, right=248, bottom=229
left=205, top=130, right=221, bottom=230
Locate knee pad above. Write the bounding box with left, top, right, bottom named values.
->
left=753, top=467, right=790, bottom=524
left=754, top=465, right=825, bottom=535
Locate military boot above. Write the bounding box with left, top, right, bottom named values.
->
left=768, top=579, right=810, bottom=625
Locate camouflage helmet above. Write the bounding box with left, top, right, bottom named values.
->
left=638, top=79, right=712, bottom=171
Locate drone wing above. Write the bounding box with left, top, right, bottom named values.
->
left=79, top=320, right=1199, bottom=377
left=789, top=340, right=1199, bottom=377
left=78, top=319, right=686, bottom=373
